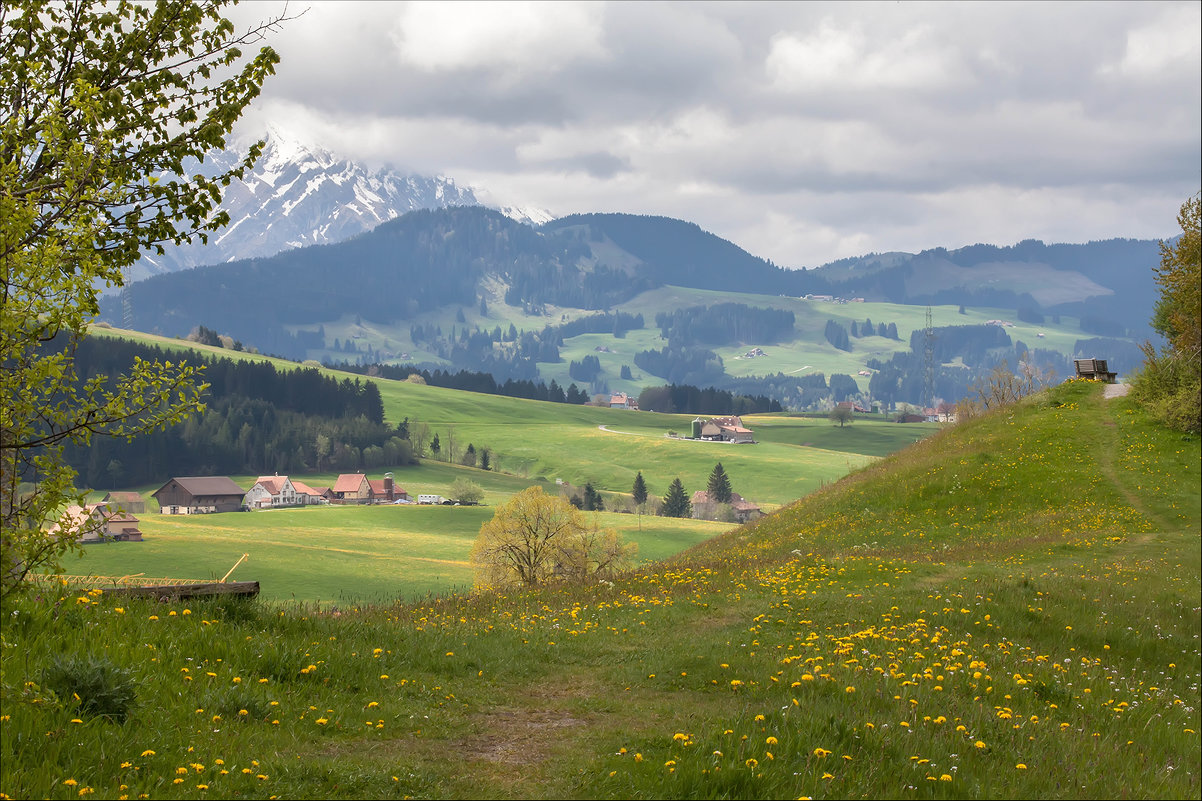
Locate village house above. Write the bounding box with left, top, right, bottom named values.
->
left=55, top=502, right=143, bottom=543
left=837, top=400, right=870, bottom=414
left=609, top=392, right=639, bottom=410
left=689, top=490, right=763, bottom=524
left=152, top=476, right=246, bottom=514
left=243, top=475, right=308, bottom=509
left=700, top=415, right=756, bottom=443
left=293, top=480, right=334, bottom=505
left=332, top=473, right=373, bottom=504
left=101, top=491, right=145, bottom=514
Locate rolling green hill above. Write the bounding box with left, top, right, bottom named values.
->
left=4, top=379, right=1197, bottom=800
left=96, top=208, right=1158, bottom=408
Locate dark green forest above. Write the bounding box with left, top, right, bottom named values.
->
left=61, top=337, right=407, bottom=488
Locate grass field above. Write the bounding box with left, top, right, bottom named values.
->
left=66, top=505, right=726, bottom=604
left=5, top=380, right=1198, bottom=800
left=90, top=325, right=938, bottom=507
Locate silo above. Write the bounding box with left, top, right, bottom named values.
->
left=691, top=417, right=705, bottom=439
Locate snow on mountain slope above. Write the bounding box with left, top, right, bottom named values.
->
left=130, top=128, right=553, bottom=281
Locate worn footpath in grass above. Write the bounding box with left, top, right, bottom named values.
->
left=4, top=380, right=1197, bottom=799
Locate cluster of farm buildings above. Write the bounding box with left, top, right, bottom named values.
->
left=57, top=471, right=443, bottom=544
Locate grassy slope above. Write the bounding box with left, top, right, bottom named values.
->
left=4, top=381, right=1198, bottom=800
left=87, top=326, right=936, bottom=507
left=263, top=282, right=1108, bottom=393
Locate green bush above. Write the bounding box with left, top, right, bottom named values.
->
left=42, top=655, right=137, bottom=723
left=1131, top=343, right=1201, bottom=434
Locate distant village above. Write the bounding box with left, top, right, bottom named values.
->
left=55, top=471, right=447, bottom=546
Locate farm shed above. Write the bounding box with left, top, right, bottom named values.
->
left=152, top=476, right=246, bottom=514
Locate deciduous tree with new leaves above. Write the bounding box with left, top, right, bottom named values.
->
left=0, top=1, right=286, bottom=595
left=1135, top=193, right=1200, bottom=433
left=470, top=487, right=634, bottom=589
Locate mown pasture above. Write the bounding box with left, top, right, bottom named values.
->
left=67, top=505, right=726, bottom=604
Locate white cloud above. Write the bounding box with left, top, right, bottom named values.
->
left=765, top=18, right=963, bottom=92
left=390, top=1, right=607, bottom=75
left=1109, top=3, right=1201, bottom=77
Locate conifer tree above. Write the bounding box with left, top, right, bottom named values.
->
left=631, top=471, right=648, bottom=529
left=662, top=478, right=692, bottom=518
left=707, top=462, right=733, bottom=503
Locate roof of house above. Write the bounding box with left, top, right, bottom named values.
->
left=152, top=476, right=245, bottom=497
left=333, top=473, right=369, bottom=493
left=690, top=490, right=759, bottom=512
left=368, top=479, right=405, bottom=495
left=254, top=476, right=289, bottom=495
left=102, top=492, right=143, bottom=503
left=291, top=480, right=321, bottom=496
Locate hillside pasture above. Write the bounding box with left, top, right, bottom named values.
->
left=5, top=382, right=1198, bottom=800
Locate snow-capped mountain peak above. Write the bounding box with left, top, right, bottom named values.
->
left=131, top=128, right=554, bottom=281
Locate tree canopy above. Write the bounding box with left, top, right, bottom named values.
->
left=1135, top=193, right=1201, bottom=432
left=470, top=487, right=633, bottom=589
left=0, top=0, right=285, bottom=594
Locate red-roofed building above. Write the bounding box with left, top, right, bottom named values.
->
left=332, top=473, right=373, bottom=504
left=700, top=415, right=755, bottom=444
left=368, top=473, right=407, bottom=503
left=609, top=392, right=639, bottom=410
left=689, top=490, right=763, bottom=524
left=243, top=475, right=306, bottom=509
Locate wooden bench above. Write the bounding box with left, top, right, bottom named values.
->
left=1074, top=358, right=1117, bottom=383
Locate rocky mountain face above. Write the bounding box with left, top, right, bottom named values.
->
left=129, top=129, right=550, bottom=281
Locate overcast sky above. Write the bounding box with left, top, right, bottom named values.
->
left=231, top=1, right=1201, bottom=268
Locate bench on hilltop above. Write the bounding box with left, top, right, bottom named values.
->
left=1074, top=358, right=1117, bottom=383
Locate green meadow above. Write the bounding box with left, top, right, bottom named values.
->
left=4, top=380, right=1198, bottom=799
left=66, top=505, right=726, bottom=604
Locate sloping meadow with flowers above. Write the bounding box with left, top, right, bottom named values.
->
left=2, top=379, right=1198, bottom=799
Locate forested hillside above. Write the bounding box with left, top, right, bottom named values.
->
left=60, top=336, right=405, bottom=487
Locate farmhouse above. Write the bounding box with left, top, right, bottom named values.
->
left=152, top=476, right=246, bottom=514
left=700, top=415, right=756, bottom=443
left=292, top=480, right=334, bottom=505
left=837, top=401, right=870, bottom=414
left=55, top=502, right=143, bottom=543
left=332, top=473, right=373, bottom=504
left=689, top=490, right=763, bottom=524
left=368, top=474, right=407, bottom=503
left=101, top=491, right=145, bottom=514
left=244, top=475, right=306, bottom=509
left=609, top=392, right=639, bottom=410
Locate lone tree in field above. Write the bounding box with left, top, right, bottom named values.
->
left=631, top=471, right=648, bottom=529
left=707, top=462, right=733, bottom=504
left=0, top=0, right=286, bottom=596
left=661, top=477, right=692, bottom=518
left=470, top=487, right=633, bottom=589
left=830, top=406, right=855, bottom=427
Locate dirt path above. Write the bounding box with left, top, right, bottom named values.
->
left=1103, top=382, right=1130, bottom=399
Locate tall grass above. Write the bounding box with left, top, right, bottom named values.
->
left=3, top=380, right=1197, bottom=799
